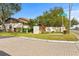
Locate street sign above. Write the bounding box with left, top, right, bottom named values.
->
left=58, top=13, right=67, bottom=16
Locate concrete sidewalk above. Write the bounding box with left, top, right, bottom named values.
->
left=0, top=37, right=79, bottom=56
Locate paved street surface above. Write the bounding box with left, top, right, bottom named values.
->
left=0, top=37, right=79, bottom=56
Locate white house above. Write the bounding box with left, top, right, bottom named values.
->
left=5, top=18, right=29, bottom=32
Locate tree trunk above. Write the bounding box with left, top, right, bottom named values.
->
left=1, top=4, right=7, bottom=32
left=2, top=22, right=6, bottom=32
left=0, top=18, right=6, bottom=32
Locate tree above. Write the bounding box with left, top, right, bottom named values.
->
left=36, top=7, right=69, bottom=28
left=28, top=19, right=36, bottom=28
left=0, top=3, right=21, bottom=31
left=71, top=18, right=79, bottom=26
left=27, top=19, right=37, bottom=32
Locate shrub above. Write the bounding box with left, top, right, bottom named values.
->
left=16, top=28, right=21, bottom=32
left=28, top=28, right=33, bottom=33
left=23, top=28, right=29, bottom=33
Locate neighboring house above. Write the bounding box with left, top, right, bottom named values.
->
left=71, top=24, right=79, bottom=30
left=5, top=18, right=29, bottom=32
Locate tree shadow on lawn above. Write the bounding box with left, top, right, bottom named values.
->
left=0, top=51, right=11, bottom=56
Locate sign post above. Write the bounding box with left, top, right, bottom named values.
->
left=58, top=13, right=67, bottom=27
left=58, top=13, right=67, bottom=32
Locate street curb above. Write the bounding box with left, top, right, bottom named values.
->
left=0, top=36, right=78, bottom=43
left=20, top=37, right=79, bottom=43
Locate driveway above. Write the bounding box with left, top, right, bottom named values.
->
left=0, top=37, right=79, bottom=56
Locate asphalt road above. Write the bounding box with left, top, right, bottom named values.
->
left=0, top=36, right=14, bottom=39
left=0, top=37, right=79, bottom=56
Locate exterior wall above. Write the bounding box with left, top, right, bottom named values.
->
left=23, top=25, right=29, bottom=28
left=33, top=26, right=40, bottom=34
left=45, top=27, right=54, bottom=32
left=5, top=23, right=29, bottom=32
left=0, top=25, right=3, bottom=30
left=4, top=24, right=11, bottom=31
left=45, top=27, right=65, bottom=32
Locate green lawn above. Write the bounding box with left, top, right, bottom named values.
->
left=0, top=32, right=77, bottom=41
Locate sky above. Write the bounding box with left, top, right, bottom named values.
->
left=12, top=3, right=79, bottom=21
